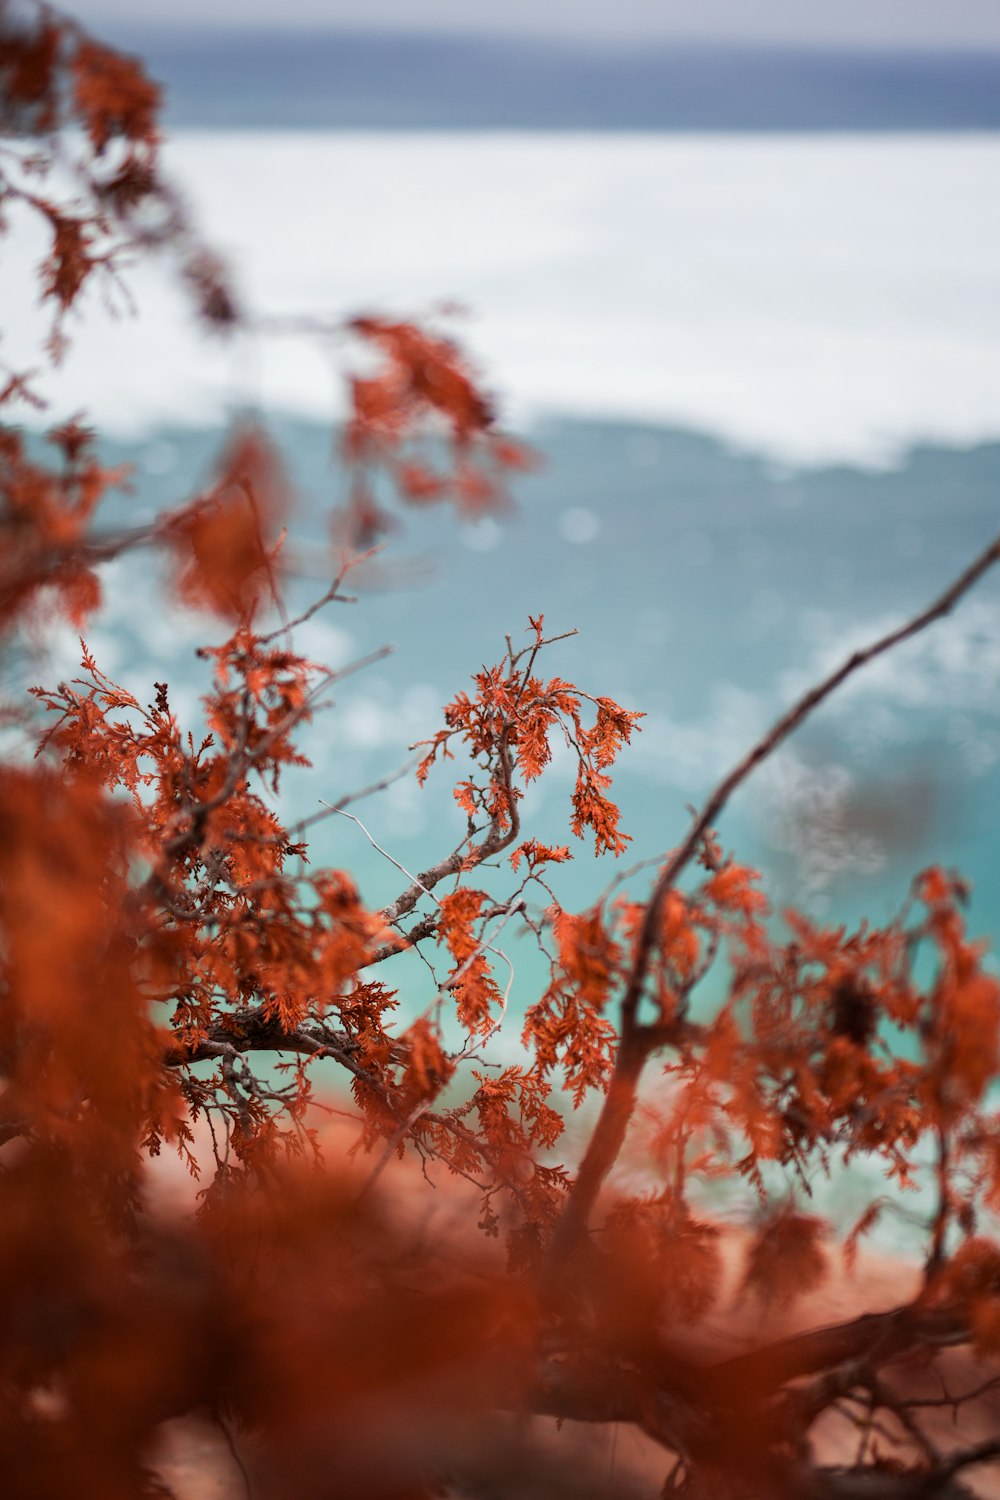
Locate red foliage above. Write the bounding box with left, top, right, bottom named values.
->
left=71, top=39, right=161, bottom=154
left=339, top=314, right=536, bottom=544
left=2, top=10, right=1000, bottom=1499
left=164, top=424, right=290, bottom=620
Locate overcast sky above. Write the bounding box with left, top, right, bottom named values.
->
left=68, top=0, right=1000, bottom=50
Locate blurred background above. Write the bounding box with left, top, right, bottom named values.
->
left=9, top=2, right=1000, bottom=1084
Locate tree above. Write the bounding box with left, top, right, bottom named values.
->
left=2, top=7, right=1000, bottom=1497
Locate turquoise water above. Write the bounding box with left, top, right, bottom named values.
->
left=7, top=42, right=1000, bottom=1255
left=36, top=411, right=1000, bottom=967
left=22, top=410, right=1000, bottom=1254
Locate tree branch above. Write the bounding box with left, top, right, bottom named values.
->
left=550, top=530, right=1000, bottom=1261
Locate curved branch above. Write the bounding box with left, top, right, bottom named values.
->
left=704, top=1303, right=967, bottom=1407
left=162, top=1006, right=364, bottom=1068
left=551, top=530, right=1000, bottom=1260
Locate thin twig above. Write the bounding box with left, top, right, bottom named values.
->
left=327, top=805, right=443, bottom=909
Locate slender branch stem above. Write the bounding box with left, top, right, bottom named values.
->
left=550, top=530, right=1000, bottom=1262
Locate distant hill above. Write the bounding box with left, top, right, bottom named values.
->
left=97, top=27, right=1000, bottom=131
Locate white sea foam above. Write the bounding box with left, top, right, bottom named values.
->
left=780, top=597, right=1000, bottom=737
left=6, top=132, right=1000, bottom=467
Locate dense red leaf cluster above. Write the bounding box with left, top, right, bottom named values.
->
left=3, top=8, right=1000, bottom=1498
left=339, top=314, right=536, bottom=546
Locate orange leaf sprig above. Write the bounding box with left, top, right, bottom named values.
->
left=0, top=421, right=132, bottom=628
left=0, top=5, right=239, bottom=355
left=414, top=615, right=643, bottom=860
left=163, top=422, right=290, bottom=622
left=338, top=314, right=536, bottom=544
